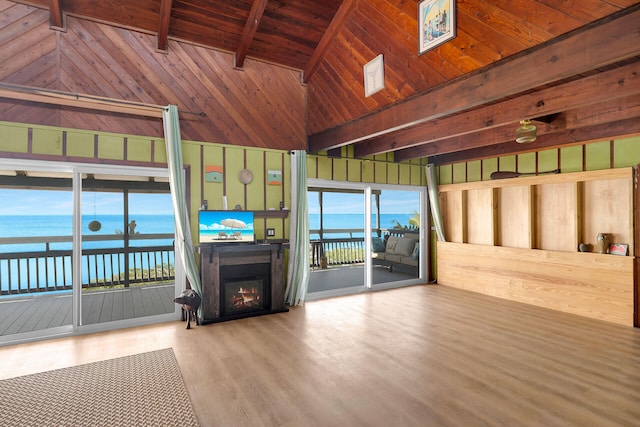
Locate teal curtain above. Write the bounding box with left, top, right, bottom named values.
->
left=162, top=105, right=203, bottom=305
left=285, top=150, right=310, bottom=306
left=426, top=164, right=446, bottom=242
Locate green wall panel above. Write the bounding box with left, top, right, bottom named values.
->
left=316, top=156, right=332, bottom=180
left=0, top=122, right=28, bottom=153
left=439, top=164, right=452, bottom=184
left=560, top=145, right=583, bottom=172
left=347, top=159, right=361, bottom=182
left=517, top=152, right=536, bottom=174
left=498, top=155, right=516, bottom=172
left=537, top=148, right=558, bottom=173
left=467, top=160, right=481, bottom=182
left=32, top=128, right=63, bottom=156
left=98, top=135, right=125, bottom=160
left=452, top=162, right=466, bottom=183
left=482, top=158, right=498, bottom=181
left=66, top=131, right=95, bottom=158
left=374, top=162, right=387, bottom=183
left=127, top=137, right=153, bottom=162
left=387, top=162, right=399, bottom=184
left=332, top=158, right=347, bottom=182
left=245, top=149, right=265, bottom=211
left=613, top=136, right=640, bottom=168
left=361, top=160, right=375, bottom=182
left=585, top=140, right=610, bottom=170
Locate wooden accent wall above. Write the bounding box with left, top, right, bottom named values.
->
left=437, top=168, right=635, bottom=326
left=0, top=2, right=306, bottom=151
left=437, top=242, right=634, bottom=326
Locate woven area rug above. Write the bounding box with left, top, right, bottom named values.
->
left=0, top=348, right=199, bottom=426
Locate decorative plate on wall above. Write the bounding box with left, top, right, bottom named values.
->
left=238, top=168, right=253, bottom=184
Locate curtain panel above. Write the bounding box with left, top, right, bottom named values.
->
left=285, top=150, right=310, bottom=306
left=162, top=105, right=203, bottom=306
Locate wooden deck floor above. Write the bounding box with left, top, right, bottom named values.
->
left=0, top=284, right=175, bottom=336
left=1, top=285, right=639, bottom=426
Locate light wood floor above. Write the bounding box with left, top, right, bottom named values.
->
left=1, top=284, right=639, bottom=427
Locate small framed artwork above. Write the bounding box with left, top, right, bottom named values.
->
left=363, top=54, right=384, bottom=97
left=609, top=244, right=628, bottom=256
left=419, top=0, right=456, bottom=55
left=205, top=165, right=223, bottom=183
left=267, top=169, right=282, bottom=186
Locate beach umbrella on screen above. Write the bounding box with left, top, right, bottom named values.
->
left=221, top=218, right=247, bottom=229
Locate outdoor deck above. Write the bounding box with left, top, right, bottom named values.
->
left=0, top=283, right=175, bottom=336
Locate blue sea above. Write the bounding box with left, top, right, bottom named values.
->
left=0, top=213, right=416, bottom=292
left=309, top=213, right=417, bottom=239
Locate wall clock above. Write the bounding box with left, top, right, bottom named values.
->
left=364, top=54, right=384, bottom=97
left=238, top=168, right=253, bottom=184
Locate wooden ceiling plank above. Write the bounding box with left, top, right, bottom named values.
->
left=304, top=0, right=356, bottom=83
left=354, top=60, right=640, bottom=157
left=157, top=0, right=173, bottom=52
left=48, top=0, right=64, bottom=31
left=307, top=6, right=640, bottom=152
left=426, top=117, right=640, bottom=166
left=235, top=0, right=269, bottom=69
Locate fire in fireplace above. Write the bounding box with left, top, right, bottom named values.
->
left=220, top=263, right=271, bottom=316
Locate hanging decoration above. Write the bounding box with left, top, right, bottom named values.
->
left=88, top=191, right=102, bottom=232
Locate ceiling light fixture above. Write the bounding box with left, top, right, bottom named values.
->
left=515, top=119, right=537, bottom=143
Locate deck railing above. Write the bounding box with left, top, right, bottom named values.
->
left=0, top=234, right=175, bottom=295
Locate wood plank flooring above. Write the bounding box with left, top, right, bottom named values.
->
left=1, top=284, right=639, bottom=426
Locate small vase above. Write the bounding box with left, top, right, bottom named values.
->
left=596, top=233, right=610, bottom=254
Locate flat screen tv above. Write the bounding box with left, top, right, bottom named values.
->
left=198, top=210, right=255, bottom=244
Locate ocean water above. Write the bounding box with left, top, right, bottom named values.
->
left=309, top=213, right=417, bottom=239
left=0, top=213, right=417, bottom=292
left=0, top=215, right=176, bottom=293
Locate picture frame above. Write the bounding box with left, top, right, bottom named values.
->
left=419, top=0, right=456, bottom=55
left=363, top=54, right=384, bottom=97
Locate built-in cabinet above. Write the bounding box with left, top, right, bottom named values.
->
left=437, top=168, right=635, bottom=326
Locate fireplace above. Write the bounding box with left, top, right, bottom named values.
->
left=198, top=243, right=288, bottom=323
left=220, top=263, right=271, bottom=317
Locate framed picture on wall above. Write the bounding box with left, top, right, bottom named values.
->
left=419, top=0, right=456, bottom=55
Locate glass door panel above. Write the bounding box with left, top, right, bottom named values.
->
left=371, top=190, right=421, bottom=286
left=0, top=174, right=74, bottom=338
left=308, top=190, right=366, bottom=294
left=80, top=178, right=174, bottom=326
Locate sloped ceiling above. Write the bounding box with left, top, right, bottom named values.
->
left=4, top=0, right=640, bottom=163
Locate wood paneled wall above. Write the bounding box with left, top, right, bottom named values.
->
left=437, top=168, right=635, bottom=326
left=0, top=1, right=306, bottom=151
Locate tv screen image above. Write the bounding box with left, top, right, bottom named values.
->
left=199, top=210, right=255, bottom=244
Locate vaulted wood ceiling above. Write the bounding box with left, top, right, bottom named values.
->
left=6, top=0, right=640, bottom=165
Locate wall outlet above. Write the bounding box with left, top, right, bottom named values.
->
left=266, top=228, right=275, bottom=236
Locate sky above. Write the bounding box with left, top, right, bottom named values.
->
left=0, top=189, right=174, bottom=216
left=308, top=190, right=420, bottom=215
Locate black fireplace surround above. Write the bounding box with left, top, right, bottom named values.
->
left=198, top=243, right=288, bottom=323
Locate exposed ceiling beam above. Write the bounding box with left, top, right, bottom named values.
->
left=394, top=94, right=640, bottom=162
left=49, top=0, right=64, bottom=31
left=235, top=0, right=269, bottom=69
left=427, top=117, right=640, bottom=166
left=157, top=0, right=173, bottom=53
left=304, top=0, right=357, bottom=83
left=354, top=61, right=640, bottom=157
left=308, top=6, right=640, bottom=153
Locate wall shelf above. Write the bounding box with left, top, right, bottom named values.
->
left=253, top=210, right=289, bottom=219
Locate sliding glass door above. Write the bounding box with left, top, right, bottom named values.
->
left=0, top=160, right=179, bottom=344
left=307, top=180, right=426, bottom=299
